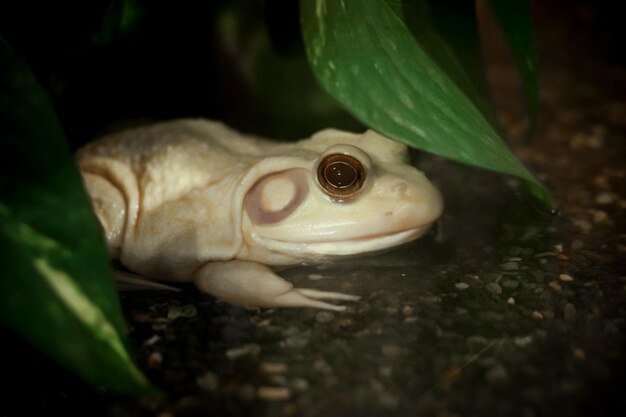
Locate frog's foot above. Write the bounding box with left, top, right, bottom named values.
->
left=194, top=261, right=359, bottom=311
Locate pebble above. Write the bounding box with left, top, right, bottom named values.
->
left=308, top=274, right=324, bottom=280
left=485, top=282, right=503, bottom=295
left=196, top=372, right=219, bottom=392
left=559, top=274, right=574, bottom=282
left=257, top=386, right=291, bottom=401
left=573, top=347, right=586, bottom=359
left=167, top=304, right=198, bottom=321
left=548, top=281, right=562, bottom=292
left=532, top=311, right=544, bottom=320
left=485, top=364, right=509, bottom=383
left=500, top=262, right=519, bottom=271
left=502, top=279, right=519, bottom=290
left=573, top=218, right=592, bottom=233
left=595, top=191, right=616, bottom=205
left=282, top=335, right=309, bottom=349
left=381, top=344, right=404, bottom=358
left=564, top=303, right=577, bottom=321
left=260, top=362, right=288, bottom=374
left=514, top=335, right=533, bottom=347
left=455, top=282, right=470, bottom=290
left=291, top=378, right=309, bottom=392
left=507, top=297, right=516, bottom=305
left=571, top=240, right=584, bottom=250
left=402, top=305, right=414, bottom=316
left=143, top=335, right=161, bottom=347
left=315, top=311, right=335, bottom=323
left=226, top=343, right=261, bottom=360
left=146, top=351, right=163, bottom=368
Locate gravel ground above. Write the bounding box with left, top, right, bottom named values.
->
left=4, top=2, right=625, bottom=417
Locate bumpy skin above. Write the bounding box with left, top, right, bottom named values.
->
left=76, top=119, right=443, bottom=310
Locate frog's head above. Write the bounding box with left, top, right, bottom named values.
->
left=239, top=129, right=443, bottom=259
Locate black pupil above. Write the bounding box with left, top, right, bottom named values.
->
left=324, top=161, right=358, bottom=189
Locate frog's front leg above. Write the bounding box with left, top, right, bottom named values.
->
left=194, top=261, right=359, bottom=311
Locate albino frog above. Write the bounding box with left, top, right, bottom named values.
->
left=77, top=119, right=443, bottom=310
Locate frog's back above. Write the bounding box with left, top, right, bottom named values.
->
left=77, top=119, right=266, bottom=280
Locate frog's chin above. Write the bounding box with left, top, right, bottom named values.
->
left=260, top=225, right=431, bottom=257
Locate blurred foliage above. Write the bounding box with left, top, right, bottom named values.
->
left=0, top=35, right=154, bottom=394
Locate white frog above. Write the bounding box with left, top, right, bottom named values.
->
left=77, top=119, right=443, bottom=311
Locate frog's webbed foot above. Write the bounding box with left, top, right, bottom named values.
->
left=194, top=261, right=359, bottom=311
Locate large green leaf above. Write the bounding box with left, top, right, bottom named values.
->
left=300, top=0, right=551, bottom=206
left=0, top=35, right=153, bottom=394
left=486, top=0, right=539, bottom=139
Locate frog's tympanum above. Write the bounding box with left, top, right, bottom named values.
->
left=77, top=119, right=443, bottom=310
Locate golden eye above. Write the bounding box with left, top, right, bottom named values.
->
left=317, top=153, right=365, bottom=199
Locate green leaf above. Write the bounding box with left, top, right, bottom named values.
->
left=91, top=0, right=143, bottom=46
left=486, top=0, right=539, bottom=139
left=300, top=0, right=551, bottom=206
left=0, top=34, right=154, bottom=395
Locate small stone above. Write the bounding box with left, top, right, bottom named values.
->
left=455, top=282, right=470, bottom=290
left=291, top=378, right=309, bottom=392
left=257, top=386, right=291, bottom=401
left=573, top=219, right=592, bottom=233
left=404, top=316, right=418, bottom=323
left=146, top=351, right=163, bottom=368
left=226, top=343, right=261, bottom=360
left=386, top=307, right=399, bottom=315
left=378, top=393, right=400, bottom=408
left=382, top=344, right=403, bottom=357
left=379, top=366, right=393, bottom=378
left=548, top=281, right=562, bottom=292
left=564, top=303, right=577, bottom=321
left=507, top=297, right=516, bottom=305
left=532, top=311, right=544, bottom=320
left=339, top=318, right=353, bottom=328
left=591, top=210, right=609, bottom=224
left=571, top=240, right=584, bottom=250
left=559, top=274, right=574, bottom=282
left=485, top=364, right=509, bottom=383
left=308, top=274, right=324, bottom=280
left=485, top=282, right=503, bottom=295
left=466, top=335, right=489, bottom=350
left=514, top=335, right=533, bottom=347
left=500, top=262, right=519, bottom=271
left=312, top=359, right=332, bottom=374
left=282, top=335, right=309, bottom=349
left=573, top=348, right=586, bottom=359
left=502, top=279, right=519, bottom=290
left=315, top=311, right=335, bottom=323
left=167, top=304, right=197, bottom=321
left=196, top=372, right=219, bottom=392
left=143, top=335, right=161, bottom=347
left=260, top=362, right=288, bottom=374
left=401, top=305, right=414, bottom=316
left=595, top=192, right=616, bottom=205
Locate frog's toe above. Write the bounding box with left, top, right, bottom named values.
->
left=272, top=290, right=351, bottom=311
left=295, top=288, right=360, bottom=301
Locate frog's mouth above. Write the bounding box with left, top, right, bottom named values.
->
left=258, top=224, right=431, bottom=257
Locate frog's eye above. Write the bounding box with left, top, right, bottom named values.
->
left=317, top=153, right=365, bottom=200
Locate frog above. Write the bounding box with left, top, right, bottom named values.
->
left=76, top=119, right=443, bottom=311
